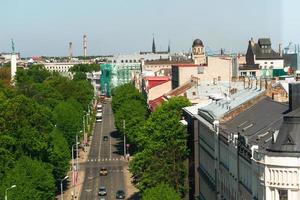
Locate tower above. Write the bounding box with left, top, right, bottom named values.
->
left=10, top=39, right=17, bottom=85
left=152, top=36, right=156, bottom=53
left=69, top=42, right=73, bottom=58
left=83, top=34, right=87, bottom=57
left=168, top=40, right=171, bottom=53
left=192, top=39, right=206, bottom=65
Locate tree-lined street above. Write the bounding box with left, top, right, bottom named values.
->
left=80, top=100, right=127, bottom=200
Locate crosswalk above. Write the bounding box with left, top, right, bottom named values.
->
left=87, top=157, right=124, bottom=162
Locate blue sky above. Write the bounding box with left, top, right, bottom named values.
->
left=0, top=0, right=299, bottom=57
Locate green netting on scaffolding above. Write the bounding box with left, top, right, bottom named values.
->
left=100, top=63, right=112, bottom=97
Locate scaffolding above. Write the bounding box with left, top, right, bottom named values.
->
left=100, top=63, right=141, bottom=96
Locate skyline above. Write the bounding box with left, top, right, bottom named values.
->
left=0, top=0, right=299, bottom=57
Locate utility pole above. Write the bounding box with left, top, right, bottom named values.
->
left=123, top=119, right=126, bottom=158
left=71, top=144, right=76, bottom=199
left=76, top=134, right=79, bottom=170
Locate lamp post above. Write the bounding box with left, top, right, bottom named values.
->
left=123, top=119, right=126, bottom=158
left=71, top=143, right=76, bottom=199
left=60, top=176, right=68, bottom=200
left=5, top=185, right=16, bottom=200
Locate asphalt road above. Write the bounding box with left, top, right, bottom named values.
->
left=80, top=100, right=126, bottom=200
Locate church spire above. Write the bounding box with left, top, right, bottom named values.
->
left=168, top=40, right=170, bottom=53
left=152, top=35, right=156, bottom=53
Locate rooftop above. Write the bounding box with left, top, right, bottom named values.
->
left=221, top=97, right=288, bottom=149
left=198, top=87, right=265, bottom=120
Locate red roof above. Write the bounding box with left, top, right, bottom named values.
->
left=148, top=96, right=165, bottom=111
left=144, top=76, right=171, bottom=90
left=144, top=76, right=170, bottom=81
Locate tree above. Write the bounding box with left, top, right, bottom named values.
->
left=53, top=101, right=82, bottom=147
left=47, top=128, right=70, bottom=186
left=112, top=83, right=145, bottom=113
left=0, top=95, right=53, bottom=160
left=129, top=97, right=191, bottom=195
left=0, top=157, right=55, bottom=200
left=114, top=100, right=147, bottom=144
left=69, top=63, right=100, bottom=73
left=73, top=71, right=86, bottom=81
left=142, top=183, right=181, bottom=200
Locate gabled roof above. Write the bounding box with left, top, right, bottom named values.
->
left=249, top=38, right=282, bottom=60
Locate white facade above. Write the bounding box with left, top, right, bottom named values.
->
left=107, top=53, right=169, bottom=64
left=254, top=153, right=300, bottom=200
left=255, top=59, right=284, bottom=70
left=43, top=62, right=77, bottom=73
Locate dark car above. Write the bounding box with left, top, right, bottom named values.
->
left=116, top=190, right=125, bottom=199
left=103, top=136, right=109, bottom=141
left=99, top=167, right=108, bottom=176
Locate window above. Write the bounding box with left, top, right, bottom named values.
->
left=218, top=76, right=221, bottom=81
left=265, top=62, right=267, bottom=64
left=192, top=91, right=196, bottom=96
left=271, top=62, right=274, bottom=64
left=278, top=190, right=287, bottom=200
left=241, top=72, right=247, bottom=76
left=250, top=71, right=256, bottom=77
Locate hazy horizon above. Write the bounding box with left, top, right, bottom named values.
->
left=0, top=0, right=299, bottom=57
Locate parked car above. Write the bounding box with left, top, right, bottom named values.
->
left=96, top=113, right=102, bottom=122
left=98, top=187, right=107, bottom=196
left=99, top=167, right=108, bottom=176
left=116, top=190, right=125, bottom=199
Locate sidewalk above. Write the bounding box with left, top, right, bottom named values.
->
left=57, top=134, right=93, bottom=200
left=123, top=157, right=139, bottom=199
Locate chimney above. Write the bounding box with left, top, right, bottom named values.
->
left=279, top=43, right=282, bottom=57
left=289, top=83, right=300, bottom=111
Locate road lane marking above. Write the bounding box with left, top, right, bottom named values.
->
left=98, top=105, right=105, bottom=159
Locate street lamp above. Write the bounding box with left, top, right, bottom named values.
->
left=5, top=185, right=16, bottom=200
left=60, top=176, right=68, bottom=200
left=123, top=120, right=126, bottom=158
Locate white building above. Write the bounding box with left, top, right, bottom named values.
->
left=184, top=82, right=300, bottom=200
left=239, top=38, right=284, bottom=78
left=42, top=62, right=79, bottom=73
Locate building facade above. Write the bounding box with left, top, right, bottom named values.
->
left=186, top=82, right=300, bottom=200
left=239, top=38, right=284, bottom=78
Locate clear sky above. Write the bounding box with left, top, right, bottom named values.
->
left=0, top=0, right=299, bottom=57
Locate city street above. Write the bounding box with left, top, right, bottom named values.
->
left=80, top=100, right=126, bottom=200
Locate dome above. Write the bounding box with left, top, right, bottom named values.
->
left=192, top=39, right=204, bottom=47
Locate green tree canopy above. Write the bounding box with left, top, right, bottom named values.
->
left=53, top=101, right=82, bottom=147
left=142, top=183, right=181, bottom=200
left=0, top=157, right=56, bottom=200
left=69, top=63, right=100, bottom=72
left=47, top=128, right=70, bottom=184
left=129, top=96, right=191, bottom=195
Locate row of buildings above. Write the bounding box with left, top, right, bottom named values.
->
left=128, top=38, right=300, bottom=200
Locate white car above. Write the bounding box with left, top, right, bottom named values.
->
left=98, top=187, right=107, bottom=196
